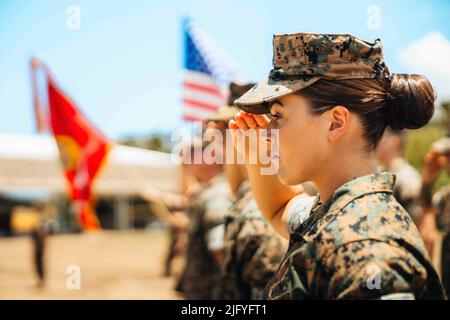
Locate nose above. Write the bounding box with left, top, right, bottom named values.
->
left=265, top=118, right=279, bottom=141
left=268, top=116, right=279, bottom=130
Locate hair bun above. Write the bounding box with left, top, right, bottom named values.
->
left=385, top=73, right=435, bottom=130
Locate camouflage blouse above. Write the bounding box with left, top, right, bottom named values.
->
left=221, top=187, right=288, bottom=300
left=265, top=172, right=446, bottom=300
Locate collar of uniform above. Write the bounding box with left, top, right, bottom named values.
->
left=323, top=171, right=396, bottom=212
left=297, top=172, right=396, bottom=238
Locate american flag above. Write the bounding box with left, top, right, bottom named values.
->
left=182, top=18, right=239, bottom=121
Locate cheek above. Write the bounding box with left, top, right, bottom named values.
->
left=277, top=121, right=308, bottom=172
left=277, top=115, right=326, bottom=181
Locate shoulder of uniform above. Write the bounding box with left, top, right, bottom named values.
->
left=304, top=192, right=426, bottom=259
left=320, top=239, right=429, bottom=299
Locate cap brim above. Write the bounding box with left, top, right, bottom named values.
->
left=205, top=106, right=239, bottom=122
left=234, top=76, right=321, bottom=114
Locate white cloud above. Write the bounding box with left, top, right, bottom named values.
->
left=397, top=32, right=450, bottom=102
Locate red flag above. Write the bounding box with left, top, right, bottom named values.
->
left=46, top=75, right=111, bottom=230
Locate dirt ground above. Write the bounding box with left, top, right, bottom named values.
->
left=0, top=229, right=185, bottom=299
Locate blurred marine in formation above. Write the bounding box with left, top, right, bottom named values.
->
left=31, top=222, right=47, bottom=287
left=177, top=140, right=232, bottom=299
left=206, top=83, right=289, bottom=300
left=376, top=128, right=423, bottom=222
left=420, top=134, right=450, bottom=295
left=140, top=184, right=189, bottom=277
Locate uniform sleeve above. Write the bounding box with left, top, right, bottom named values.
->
left=286, top=195, right=318, bottom=234
left=319, top=240, right=428, bottom=299
left=238, top=221, right=287, bottom=299
left=203, top=195, right=231, bottom=251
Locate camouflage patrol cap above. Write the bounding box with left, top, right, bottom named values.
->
left=235, top=32, right=390, bottom=114
left=206, top=82, right=256, bottom=121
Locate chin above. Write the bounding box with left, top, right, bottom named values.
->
left=278, top=163, right=308, bottom=186
left=277, top=169, right=299, bottom=186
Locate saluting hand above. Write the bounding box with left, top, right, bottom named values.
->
left=228, top=111, right=272, bottom=164
left=422, top=149, right=447, bottom=183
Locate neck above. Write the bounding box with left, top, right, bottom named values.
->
left=313, top=151, right=378, bottom=204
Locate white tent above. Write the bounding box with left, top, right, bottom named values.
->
left=0, top=134, right=180, bottom=197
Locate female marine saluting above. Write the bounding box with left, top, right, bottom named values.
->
left=229, top=32, right=446, bottom=300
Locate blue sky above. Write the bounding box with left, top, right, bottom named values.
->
left=0, top=0, right=449, bottom=140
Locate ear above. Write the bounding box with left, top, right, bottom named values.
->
left=327, top=106, right=350, bottom=143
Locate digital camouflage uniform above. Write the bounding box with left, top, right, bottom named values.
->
left=221, top=182, right=288, bottom=299
left=379, top=159, right=423, bottom=221
left=180, top=175, right=232, bottom=299
left=432, top=185, right=450, bottom=295
left=264, top=173, right=446, bottom=299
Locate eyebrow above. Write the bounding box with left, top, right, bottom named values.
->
left=269, top=99, right=283, bottom=108
left=268, top=99, right=284, bottom=114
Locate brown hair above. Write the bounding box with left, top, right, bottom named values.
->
left=299, top=74, right=436, bottom=150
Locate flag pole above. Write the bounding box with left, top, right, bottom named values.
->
left=30, top=58, right=45, bottom=133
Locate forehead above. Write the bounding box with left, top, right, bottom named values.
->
left=269, top=94, right=309, bottom=111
